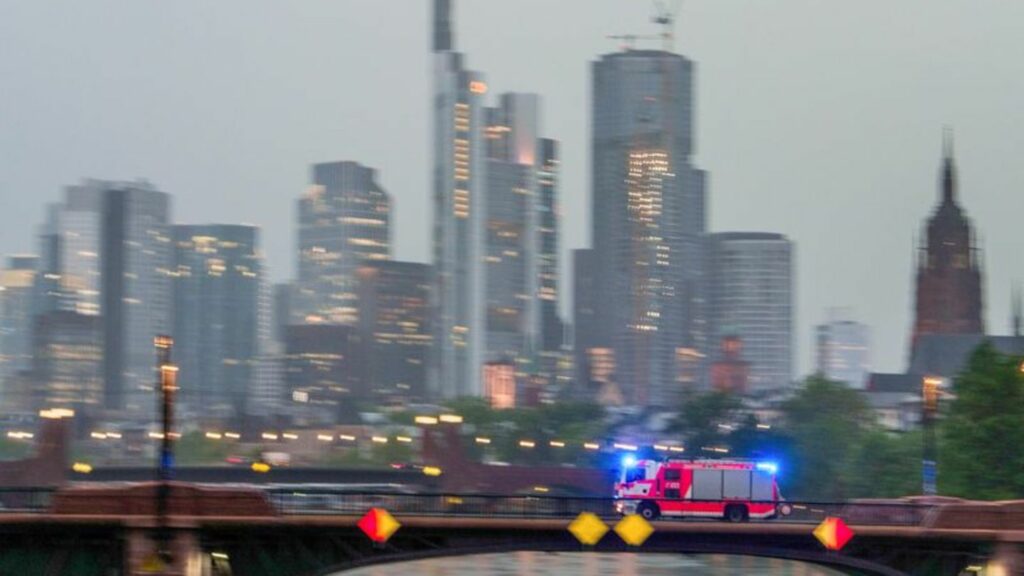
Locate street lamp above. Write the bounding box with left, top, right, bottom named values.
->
left=154, top=335, right=177, bottom=565
left=922, top=376, right=942, bottom=495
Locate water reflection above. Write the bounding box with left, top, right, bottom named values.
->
left=340, top=552, right=845, bottom=576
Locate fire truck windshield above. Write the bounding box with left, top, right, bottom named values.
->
left=623, top=467, right=646, bottom=483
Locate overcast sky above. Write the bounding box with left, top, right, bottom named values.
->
left=2, top=0, right=1023, bottom=376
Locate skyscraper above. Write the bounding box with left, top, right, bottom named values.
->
left=911, top=134, right=984, bottom=347
left=431, top=0, right=561, bottom=399
left=706, top=232, right=794, bottom=392
left=172, top=224, right=262, bottom=420
left=816, top=318, right=870, bottom=388
left=295, top=161, right=391, bottom=325
left=590, top=48, right=707, bottom=406
left=357, top=261, right=433, bottom=403
left=432, top=0, right=487, bottom=398
left=98, top=182, right=172, bottom=413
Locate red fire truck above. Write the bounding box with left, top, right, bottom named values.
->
left=614, top=458, right=790, bottom=522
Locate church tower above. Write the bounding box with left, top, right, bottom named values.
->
left=911, top=130, right=984, bottom=346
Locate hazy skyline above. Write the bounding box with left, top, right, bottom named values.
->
left=3, top=0, right=1024, bottom=377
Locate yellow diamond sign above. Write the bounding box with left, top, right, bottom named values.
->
left=568, top=512, right=609, bottom=546
left=614, top=514, right=654, bottom=546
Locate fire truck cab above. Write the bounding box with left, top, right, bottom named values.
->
left=614, top=458, right=789, bottom=522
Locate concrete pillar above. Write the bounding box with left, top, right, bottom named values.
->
left=125, top=527, right=202, bottom=576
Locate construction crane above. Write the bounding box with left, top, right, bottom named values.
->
left=652, top=0, right=682, bottom=52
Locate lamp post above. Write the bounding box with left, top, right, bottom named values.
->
left=922, top=376, right=941, bottom=496
left=154, top=335, right=177, bottom=563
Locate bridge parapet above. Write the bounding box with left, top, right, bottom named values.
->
left=50, top=481, right=276, bottom=517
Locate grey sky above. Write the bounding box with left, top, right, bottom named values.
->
left=2, top=0, right=1023, bottom=377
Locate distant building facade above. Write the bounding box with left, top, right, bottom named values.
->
left=590, top=48, right=707, bottom=406
left=706, top=232, right=794, bottom=392
left=357, top=261, right=433, bottom=403
left=709, top=335, right=751, bottom=394
left=284, top=324, right=365, bottom=424
left=295, top=161, right=391, bottom=325
left=815, top=319, right=870, bottom=388
left=911, top=134, right=983, bottom=348
left=172, top=224, right=262, bottom=420
left=0, top=257, right=38, bottom=407
left=31, top=310, right=102, bottom=410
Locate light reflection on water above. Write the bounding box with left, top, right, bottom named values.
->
left=340, top=552, right=845, bottom=576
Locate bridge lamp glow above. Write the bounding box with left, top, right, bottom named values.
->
left=583, top=442, right=600, bottom=451
left=621, top=455, right=637, bottom=468
left=669, top=446, right=685, bottom=453
left=519, top=440, right=536, bottom=448
left=396, top=436, right=412, bottom=443
left=439, top=414, right=463, bottom=424
left=549, top=440, right=565, bottom=448
left=613, top=443, right=638, bottom=451
left=475, top=437, right=491, bottom=444
left=211, top=552, right=229, bottom=561
left=653, top=444, right=669, bottom=451
left=339, top=434, right=357, bottom=441
left=205, top=432, right=222, bottom=440
left=282, top=433, right=299, bottom=440
left=224, top=432, right=240, bottom=440
left=317, top=434, right=334, bottom=442
left=261, top=432, right=278, bottom=441
left=756, top=462, right=779, bottom=474
left=371, top=436, right=388, bottom=444
left=414, top=416, right=439, bottom=425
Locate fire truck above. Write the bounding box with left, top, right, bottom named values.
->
left=614, top=458, right=791, bottom=522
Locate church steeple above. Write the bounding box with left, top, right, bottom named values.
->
left=941, top=126, right=956, bottom=205
left=911, top=130, right=984, bottom=349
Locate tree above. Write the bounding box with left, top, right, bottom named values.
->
left=670, top=391, right=742, bottom=452
left=847, top=429, right=921, bottom=498
left=940, top=342, right=1024, bottom=499
left=780, top=376, right=872, bottom=500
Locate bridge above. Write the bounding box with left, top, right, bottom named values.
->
left=1, top=483, right=1023, bottom=576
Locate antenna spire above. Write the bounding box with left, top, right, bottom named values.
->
left=433, top=0, right=453, bottom=52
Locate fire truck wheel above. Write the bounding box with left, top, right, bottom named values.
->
left=637, top=501, right=660, bottom=520
left=725, top=505, right=748, bottom=523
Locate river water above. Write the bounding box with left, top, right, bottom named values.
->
left=341, top=552, right=844, bottom=576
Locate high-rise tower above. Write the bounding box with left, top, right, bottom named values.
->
left=590, top=48, right=707, bottom=406
left=295, top=161, right=391, bottom=325
left=911, top=133, right=984, bottom=347
left=431, top=0, right=487, bottom=398
left=172, top=224, right=262, bottom=420
left=431, top=0, right=562, bottom=399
